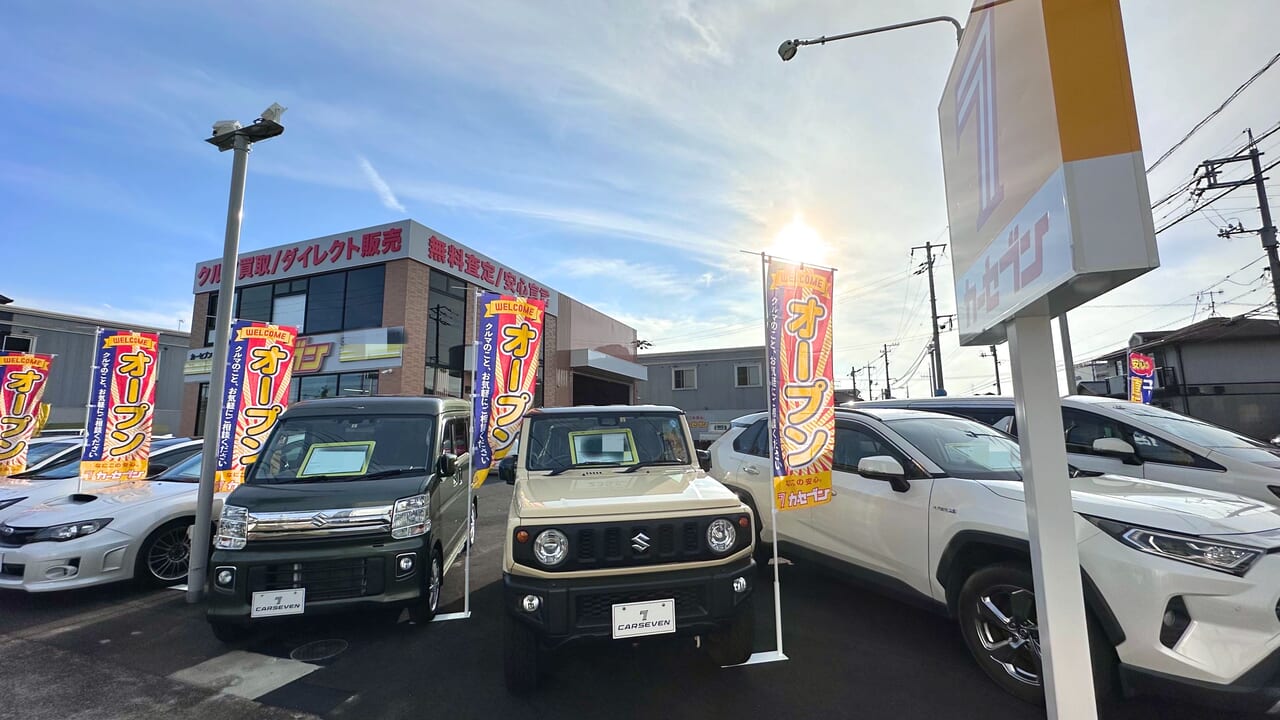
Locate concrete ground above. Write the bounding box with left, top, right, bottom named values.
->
left=0, top=483, right=1262, bottom=720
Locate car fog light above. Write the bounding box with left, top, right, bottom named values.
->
left=215, top=569, right=235, bottom=587
left=732, top=576, right=748, bottom=593
left=398, top=555, right=415, bottom=573
left=44, top=565, right=77, bottom=580
left=522, top=594, right=542, bottom=612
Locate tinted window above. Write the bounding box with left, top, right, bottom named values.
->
left=299, top=374, right=338, bottom=401
left=1062, top=408, right=1126, bottom=454
left=237, top=284, right=273, bottom=322
left=1109, top=403, right=1266, bottom=450
left=25, top=441, right=77, bottom=464
left=426, top=269, right=467, bottom=397
left=886, top=417, right=1022, bottom=481
left=155, top=452, right=203, bottom=482
left=306, top=271, right=347, bottom=334
left=442, top=418, right=469, bottom=456
left=1130, top=429, right=1197, bottom=466
left=834, top=425, right=908, bottom=473
left=733, top=419, right=766, bottom=457
left=343, top=265, right=385, bottom=330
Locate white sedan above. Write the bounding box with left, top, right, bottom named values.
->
left=0, top=451, right=222, bottom=591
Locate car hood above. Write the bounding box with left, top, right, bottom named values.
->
left=980, top=473, right=1280, bottom=537
left=515, top=468, right=742, bottom=519
left=2, top=481, right=202, bottom=527
left=0, top=478, right=84, bottom=517
left=226, top=474, right=430, bottom=513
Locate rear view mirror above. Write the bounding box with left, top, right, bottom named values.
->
left=1092, top=437, right=1139, bottom=464
left=437, top=453, right=459, bottom=477
left=696, top=449, right=711, bottom=472
left=858, top=455, right=910, bottom=493
left=498, top=455, right=518, bottom=485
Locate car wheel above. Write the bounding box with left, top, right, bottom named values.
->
left=957, top=562, right=1116, bottom=705
left=209, top=620, right=251, bottom=644
left=503, top=611, right=541, bottom=694
left=409, top=547, right=444, bottom=624
left=707, top=596, right=755, bottom=666
left=136, top=518, right=194, bottom=588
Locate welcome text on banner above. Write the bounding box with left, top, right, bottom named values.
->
left=215, top=321, right=299, bottom=493
left=472, top=293, right=545, bottom=488
left=81, top=329, right=159, bottom=485
left=0, top=353, right=55, bottom=476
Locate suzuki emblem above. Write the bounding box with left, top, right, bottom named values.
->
left=631, top=532, right=650, bottom=553
left=310, top=514, right=329, bottom=528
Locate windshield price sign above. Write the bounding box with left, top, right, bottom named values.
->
left=765, top=257, right=835, bottom=511
left=0, top=353, right=54, bottom=477
left=472, top=293, right=546, bottom=487
left=214, top=321, right=299, bottom=493
left=81, top=330, right=159, bottom=485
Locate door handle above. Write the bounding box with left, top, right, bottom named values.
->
left=743, top=465, right=760, bottom=476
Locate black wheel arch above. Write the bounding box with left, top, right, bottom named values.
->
left=935, top=530, right=1125, bottom=647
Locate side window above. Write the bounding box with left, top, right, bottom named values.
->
left=993, top=416, right=1014, bottom=434
left=1128, top=428, right=1197, bottom=466
left=833, top=425, right=907, bottom=474
left=443, top=418, right=469, bottom=456
left=733, top=419, right=767, bottom=458
left=1061, top=408, right=1126, bottom=454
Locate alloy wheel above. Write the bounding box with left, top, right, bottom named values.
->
left=973, top=584, right=1042, bottom=686
left=147, top=526, right=192, bottom=582
left=469, top=504, right=477, bottom=547
left=428, top=554, right=442, bottom=612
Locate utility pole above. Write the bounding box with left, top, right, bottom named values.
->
left=981, top=344, right=1002, bottom=394
left=911, top=242, right=947, bottom=395
left=849, top=365, right=860, bottom=401
left=1201, top=128, right=1280, bottom=318
left=879, top=343, right=897, bottom=399
left=863, top=361, right=876, bottom=403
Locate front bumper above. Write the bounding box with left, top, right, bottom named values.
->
left=504, top=556, right=755, bottom=648
left=0, top=528, right=136, bottom=593
left=1119, top=647, right=1280, bottom=715
left=206, top=534, right=432, bottom=625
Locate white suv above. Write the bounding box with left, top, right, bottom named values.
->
left=709, top=407, right=1280, bottom=712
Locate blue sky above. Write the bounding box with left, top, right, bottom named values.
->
left=3, top=0, right=1279, bottom=397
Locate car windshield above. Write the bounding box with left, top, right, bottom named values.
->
left=524, top=412, right=691, bottom=473
left=24, top=440, right=79, bottom=465
left=153, top=452, right=203, bottom=482
left=1107, top=403, right=1266, bottom=449
left=248, top=414, right=436, bottom=484
left=886, top=416, right=1023, bottom=481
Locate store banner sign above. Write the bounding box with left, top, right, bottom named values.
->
left=215, top=322, right=299, bottom=493
left=1128, top=351, right=1155, bottom=405
left=765, top=258, right=836, bottom=512
left=472, top=293, right=545, bottom=488
left=81, top=330, right=160, bottom=484
left=0, top=353, right=54, bottom=476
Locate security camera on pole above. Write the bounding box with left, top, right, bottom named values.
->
left=187, top=104, right=286, bottom=603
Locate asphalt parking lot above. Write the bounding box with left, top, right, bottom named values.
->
left=0, top=483, right=1262, bottom=720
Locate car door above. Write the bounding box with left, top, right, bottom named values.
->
left=805, top=420, right=934, bottom=596
left=436, top=416, right=470, bottom=557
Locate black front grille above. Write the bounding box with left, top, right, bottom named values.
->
left=248, top=558, right=385, bottom=602
left=514, top=514, right=752, bottom=572
left=1, top=563, right=24, bottom=578
left=574, top=586, right=708, bottom=625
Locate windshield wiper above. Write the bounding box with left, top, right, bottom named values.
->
left=547, top=462, right=623, bottom=477
left=622, top=460, right=686, bottom=473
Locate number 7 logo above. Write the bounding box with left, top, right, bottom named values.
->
left=956, top=10, right=1003, bottom=230
left=639, top=610, right=649, bottom=621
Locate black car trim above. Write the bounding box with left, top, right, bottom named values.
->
left=511, top=514, right=752, bottom=573
left=1118, top=643, right=1280, bottom=713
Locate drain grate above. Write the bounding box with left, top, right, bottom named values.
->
left=289, top=638, right=349, bottom=663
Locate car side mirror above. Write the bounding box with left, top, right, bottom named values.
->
left=858, top=455, right=910, bottom=493
left=437, top=453, right=459, bottom=477
left=498, top=455, right=518, bottom=485
left=696, top=449, right=712, bottom=472
left=1092, top=437, right=1140, bottom=464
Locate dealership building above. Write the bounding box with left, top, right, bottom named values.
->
left=181, top=220, right=646, bottom=436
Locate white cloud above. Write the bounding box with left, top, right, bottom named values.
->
left=358, top=155, right=406, bottom=213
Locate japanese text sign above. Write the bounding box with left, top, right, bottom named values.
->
left=215, top=322, right=298, bottom=493
left=0, top=353, right=54, bottom=476
left=472, top=294, right=545, bottom=488
left=765, top=258, right=835, bottom=511
left=81, top=330, right=159, bottom=485
left=1128, top=352, right=1155, bottom=405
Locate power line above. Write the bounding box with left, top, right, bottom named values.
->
left=1156, top=156, right=1280, bottom=234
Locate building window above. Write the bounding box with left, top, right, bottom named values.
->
left=237, top=284, right=273, bottom=322
left=305, top=272, right=347, bottom=334
left=0, top=334, right=33, bottom=352
left=289, top=371, right=380, bottom=402
left=672, top=366, right=697, bottom=391
left=735, top=363, right=762, bottom=388
left=272, top=293, right=306, bottom=330
left=204, top=292, right=219, bottom=346
left=206, top=267, right=386, bottom=345
left=343, top=266, right=385, bottom=331
left=195, top=382, right=209, bottom=437
left=426, top=269, right=468, bottom=398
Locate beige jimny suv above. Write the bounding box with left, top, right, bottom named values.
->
left=498, top=405, right=757, bottom=693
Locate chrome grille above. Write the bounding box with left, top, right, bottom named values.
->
left=245, top=505, right=393, bottom=541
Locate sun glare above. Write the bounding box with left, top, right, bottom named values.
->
left=768, top=214, right=829, bottom=265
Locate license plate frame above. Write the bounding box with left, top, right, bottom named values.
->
left=250, top=588, right=306, bottom=618
left=611, top=598, right=676, bottom=639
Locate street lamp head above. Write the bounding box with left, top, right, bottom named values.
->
left=259, top=103, right=287, bottom=124
left=778, top=39, right=799, bottom=61
left=212, top=120, right=242, bottom=137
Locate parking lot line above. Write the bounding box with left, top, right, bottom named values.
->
left=1, top=590, right=180, bottom=642
left=169, top=650, right=319, bottom=700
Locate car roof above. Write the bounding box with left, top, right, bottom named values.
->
left=853, top=396, right=1016, bottom=409
left=285, top=395, right=469, bottom=416
left=729, top=407, right=967, bottom=425
left=529, top=404, right=683, bottom=416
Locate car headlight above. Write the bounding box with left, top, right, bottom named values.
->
left=215, top=505, right=249, bottom=551
left=32, top=518, right=112, bottom=542
left=533, top=529, right=569, bottom=566
left=1087, top=516, right=1263, bottom=576
left=707, top=518, right=736, bottom=554
left=392, top=494, right=429, bottom=539
left=0, top=497, right=25, bottom=512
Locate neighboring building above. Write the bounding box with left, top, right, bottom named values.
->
left=636, top=346, right=766, bottom=446
left=0, top=305, right=189, bottom=433
left=1079, top=314, right=1280, bottom=440
left=181, top=220, right=645, bottom=436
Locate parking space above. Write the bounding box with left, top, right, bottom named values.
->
left=0, top=483, right=1259, bottom=720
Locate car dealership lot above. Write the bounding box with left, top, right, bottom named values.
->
left=0, top=483, right=1260, bottom=720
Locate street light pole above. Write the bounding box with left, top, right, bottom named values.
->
left=187, top=107, right=285, bottom=603
left=777, top=15, right=963, bottom=61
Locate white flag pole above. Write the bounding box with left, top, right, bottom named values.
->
left=436, top=288, right=481, bottom=623
left=77, top=327, right=103, bottom=494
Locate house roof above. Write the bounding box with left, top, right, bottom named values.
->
left=1092, top=313, right=1280, bottom=362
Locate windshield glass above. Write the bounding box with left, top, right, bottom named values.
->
left=154, top=452, right=203, bottom=482
left=248, top=414, right=436, bottom=484
left=886, top=417, right=1023, bottom=481
left=524, top=412, right=690, bottom=472
left=25, top=441, right=78, bottom=465
left=1108, top=403, right=1265, bottom=449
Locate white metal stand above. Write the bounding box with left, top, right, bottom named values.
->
left=1007, top=315, right=1097, bottom=720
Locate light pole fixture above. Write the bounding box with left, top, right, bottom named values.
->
left=187, top=103, right=286, bottom=604
left=778, top=15, right=963, bottom=62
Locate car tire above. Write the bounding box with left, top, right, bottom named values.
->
left=409, top=547, right=443, bottom=624
left=136, top=518, right=195, bottom=588
left=503, top=611, right=541, bottom=694
left=706, top=597, right=755, bottom=667
left=957, top=562, right=1117, bottom=706
left=209, top=620, right=251, bottom=644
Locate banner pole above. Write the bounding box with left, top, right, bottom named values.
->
left=78, top=327, right=102, bottom=494
left=761, top=252, right=785, bottom=659
left=463, top=288, right=480, bottom=618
